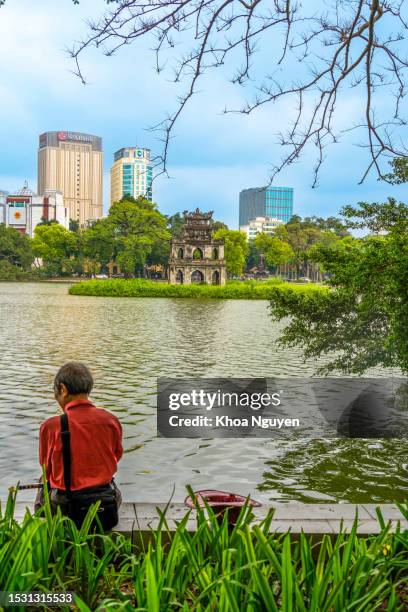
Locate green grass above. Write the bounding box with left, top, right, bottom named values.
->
left=1, top=487, right=407, bottom=610
left=68, top=278, right=328, bottom=299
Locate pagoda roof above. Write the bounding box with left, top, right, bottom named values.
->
left=183, top=207, right=214, bottom=221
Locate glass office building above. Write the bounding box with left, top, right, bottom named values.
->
left=110, top=147, right=153, bottom=204
left=239, top=186, right=294, bottom=227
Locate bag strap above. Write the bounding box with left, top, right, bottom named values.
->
left=60, top=413, right=72, bottom=498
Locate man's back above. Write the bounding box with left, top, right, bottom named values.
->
left=40, top=399, right=123, bottom=490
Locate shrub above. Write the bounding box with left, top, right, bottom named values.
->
left=1, top=488, right=407, bottom=610
left=0, top=260, right=31, bottom=281
left=69, top=278, right=327, bottom=300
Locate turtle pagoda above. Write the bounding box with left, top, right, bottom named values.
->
left=168, top=209, right=227, bottom=285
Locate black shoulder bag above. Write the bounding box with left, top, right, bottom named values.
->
left=60, top=413, right=119, bottom=531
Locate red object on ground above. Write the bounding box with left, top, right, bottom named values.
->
left=184, top=489, right=262, bottom=524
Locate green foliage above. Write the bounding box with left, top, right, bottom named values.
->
left=69, top=278, right=325, bottom=299
left=214, top=229, right=248, bottom=277
left=1, top=488, right=407, bottom=610
left=255, top=233, right=294, bottom=268
left=382, top=157, right=408, bottom=185
left=213, top=220, right=228, bottom=231
left=107, top=197, right=170, bottom=276
left=246, top=239, right=261, bottom=269
left=0, top=259, right=31, bottom=281
left=0, top=223, right=34, bottom=269
left=69, top=218, right=80, bottom=232
left=274, top=217, right=335, bottom=278
left=269, top=199, right=408, bottom=374
left=35, top=217, right=60, bottom=227
left=81, top=219, right=115, bottom=275
left=32, top=224, right=79, bottom=276
left=303, top=216, right=350, bottom=237
left=166, top=212, right=185, bottom=238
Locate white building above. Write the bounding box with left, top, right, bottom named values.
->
left=0, top=183, right=69, bottom=237
left=239, top=216, right=284, bottom=240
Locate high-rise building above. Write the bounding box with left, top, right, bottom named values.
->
left=239, top=186, right=294, bottom=227
left=37, top=131, right=103, bottom=226
left=110, top=147, right=153, bottom=204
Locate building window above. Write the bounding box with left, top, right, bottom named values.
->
left=191, top=270, right=204, bottom=284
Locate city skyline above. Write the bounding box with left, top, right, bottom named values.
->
left=0, top=0, right=406, bottom=230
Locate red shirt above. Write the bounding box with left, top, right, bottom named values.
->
left=39, top=399, right=123, bottom=491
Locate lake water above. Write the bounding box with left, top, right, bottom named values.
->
left=0, top=282, right=407, bottom=504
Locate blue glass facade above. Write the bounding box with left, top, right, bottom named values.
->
left=115, top=147, right=153, bottom=202
left=239, top=186, right=294, bottom=226
left=122, top=164, right=134, bottom=196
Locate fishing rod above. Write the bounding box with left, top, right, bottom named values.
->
left=9, top=483, right=43, bottom=492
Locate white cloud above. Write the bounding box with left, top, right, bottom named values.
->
left=0, top=0, right=406, bottom=219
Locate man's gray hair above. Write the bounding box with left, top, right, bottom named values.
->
left=54, top=362, right=94, bottom=396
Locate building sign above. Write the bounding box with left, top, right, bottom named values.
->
left=57, top=131, right=93, bottom=143
left=8, top=202, right=26, bottom=225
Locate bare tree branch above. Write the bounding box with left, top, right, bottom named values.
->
left=70, top=0, right=408, bottom=185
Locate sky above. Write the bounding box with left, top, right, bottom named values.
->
left=0, top=0, right=406, bottom=228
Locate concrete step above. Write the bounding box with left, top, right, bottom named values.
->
left=9, top=501, right=408, bottom=538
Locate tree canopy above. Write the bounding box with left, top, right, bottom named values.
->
left=32, top=224, right=79, bottom=276
left=0, top=224, right=34, bottom=269
left=254, top=233, right=294, bottom=269
left=106, top=197, right=171, bottom=276
left=269, top=199, right=408, bottom=374
left=213, top=229, right=248, bottom=277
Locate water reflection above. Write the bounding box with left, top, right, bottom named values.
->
left=0, top=283, right=406, bottom=503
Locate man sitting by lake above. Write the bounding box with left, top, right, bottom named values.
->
left=35, top=362, right=123, bottom=529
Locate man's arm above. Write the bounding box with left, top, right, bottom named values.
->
left=39, top=421, right=52, bottom=480
left=113, top=418, right=123, bottom=462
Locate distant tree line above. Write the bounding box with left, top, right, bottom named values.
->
left=0, top=170, right=406, bottom=286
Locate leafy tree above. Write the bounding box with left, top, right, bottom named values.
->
left=81, top=219, right=115, bottom=275
left=108, top=197, right=170, bottom=276
left=213, top=229, right=248, bottom=277
left=274, top=219, right=323, bottom=278
left=36, top=217, right=59, bottom=227
left=69, top=218, right=80, bottom=232
left=167, top=213, right=185, bottom=239
left=303, top=216, right=350, bottom=237
left=146, top=239, right=170, bottom=267
left=382, top=157, right=408, bottom=185
left=0, top=224, right=34, bottom=269
left=245, top=240, right=261, bottom=270
left=269, top=199, right=408, bottom=374
left=254, top=233, right=294, bottom=270
left=32, top=224, right=79, bottom=276
left=213, top=220, right=228, bottom=232
left=0, top=259, right=31, bottom=280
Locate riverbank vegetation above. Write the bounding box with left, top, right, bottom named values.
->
left=269, top=199, right=408, bottom=375
left=1, top=489, right=407, bottom=610
left=69, top=278, right=327, bottom=299
left=0, top=195, right=355, bottom=281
